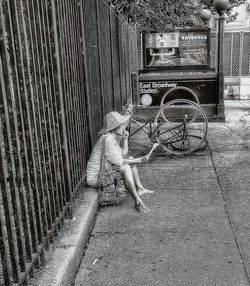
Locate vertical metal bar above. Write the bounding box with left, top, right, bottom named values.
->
left=0, top=190, right=11, bottom=286
left=31, top=0, right=54, bottom=231
left=60, top=0, right=73, bottom=190
left=122, top=21, right=128, bottom=101
left=51, top=0, right=73, bottom=206
left=67, top=0, right=80, bottom=189
left=131, top=31, right=135, bottom=72
left=64, top=0, right=77, bottom=191
left=79, top=0, right=94, bottom=150
left=0, top=87, right=19, bottom=281
left=76, top=0, right=91, bottom=166
left=135, top=31, right=138, bottom=70
left=79, top=1, right=94, bottom=192
left=8, top=0, right=44, bottom=251
left=1, top=0, right=33, bottom=271
left=15, top=0, right=45, bottom=246
left=22, top=0, right=49, bottom=239
left=44, top=0, right=65, bottom=211
left=108, top=4, right=115, bottom=109
left=95, top=0, right=105, bottom=115
left=125, top=27, right=130, bottom=97
left=3, top=0, right=40, bottom=256
left=57, top=0, right=75, bottom=200
left=71, top=0, right=84, bottom=188
left=25, top=0, right=52, bottom=233
left=68, top=0, right=80, bottom=191
left=0, top=56, right=26, bottom=273
left=73, top=0, right=83, bottom=182
left=128, top=28, right=131, bottom=92
left=32, top=0, right=57, bottom=223
left=213, top=32, right=218, bottom=72
left=117, top=15, right=124, bottom=105
left=74, top=0, right=90, bottom=188
left=1, top=1, right=33, bottom=266
left=59, top=0, right=73, bottom=205
left=76, top=0, right=88, bottom=185
left=35, top=0, right=58, bottom=223
left=39, top=0, right=61, bottom=219
left=0, top=3, right=32, bottom=277
left=217, top=13, right=226, bottom=114
left=139, top=32, right=143, bottom=70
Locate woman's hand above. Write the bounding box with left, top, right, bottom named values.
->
left=122, top=130, right=129, bottom=139
left=140, top=154, right=150, bottom=163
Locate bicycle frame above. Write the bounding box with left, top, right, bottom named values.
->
left=128, top=115, right=188, bottom=148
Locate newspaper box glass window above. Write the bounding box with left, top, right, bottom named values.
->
left=143, top=29, right=210, bottom=69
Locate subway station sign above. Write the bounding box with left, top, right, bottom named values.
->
left=143, top=29, right=210, bottom=68
left=139, top=80, right=217, bottom=106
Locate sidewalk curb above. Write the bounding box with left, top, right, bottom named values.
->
left=33, top=190, right=99, bottom=286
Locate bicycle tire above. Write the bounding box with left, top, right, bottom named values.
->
left=154, top=99, right=208, bottom=155
left=160, top=86, right=200, bottom=107
left=160, top=99, right=205, bottom=126
left=170, top=135, right=208, bottom=152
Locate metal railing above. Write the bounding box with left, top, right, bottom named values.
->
left=0, top=0, right=140, bottom=285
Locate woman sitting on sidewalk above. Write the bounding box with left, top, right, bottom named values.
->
left=86, top=111, right=153, bottom=212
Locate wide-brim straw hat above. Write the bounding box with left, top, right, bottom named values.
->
left=99, top=111, right=130, bottom=135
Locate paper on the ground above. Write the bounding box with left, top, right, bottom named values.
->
left=147, top=143, right=160, bottom=157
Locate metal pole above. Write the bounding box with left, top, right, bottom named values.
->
left=217, top=12, right=226, bottom=118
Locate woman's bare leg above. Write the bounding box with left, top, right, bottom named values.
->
left=120, top=164, right=149, bottom=211
left=128, top=157, right=154, bottom=196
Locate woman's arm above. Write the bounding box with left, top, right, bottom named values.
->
left=120, top=130, right=150, bottom=164
left=123, top=154, right=150, bottom=165
left=120, top=130, right=129, bottom=157
left=105, top=136, right=123, bottom=166
left=105, top=133, right=150, bottom=166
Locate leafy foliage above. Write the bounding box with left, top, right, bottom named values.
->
left=111, top=0, right=244, bottom=31
left=111, top=0, right=201, bottom=31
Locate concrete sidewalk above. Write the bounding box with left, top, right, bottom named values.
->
left=32, top=100, right=250, bottom=286
left=72, top=100, right=250, bottom=286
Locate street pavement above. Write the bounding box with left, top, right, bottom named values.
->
left=73, top=100, right=250, bottom=286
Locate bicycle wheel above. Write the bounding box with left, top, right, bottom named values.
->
left=160, top=99, right=205, bottom=125
left=153, top=99, right=208, bottom=155
left=160, top=86, right=200, bottom=107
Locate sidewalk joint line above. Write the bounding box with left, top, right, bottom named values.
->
left=224, top=124, right=249, bottom=141
left=208, top=143, right=250, bottom=285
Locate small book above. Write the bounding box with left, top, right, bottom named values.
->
left=147, top=143, right=160, bottom=157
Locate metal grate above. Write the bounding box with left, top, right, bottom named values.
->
left=211, top=31, right=250, bottom=77
left=224, top=32, right=233, bottom=76
left=241, top=32, right=250, bottom=76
